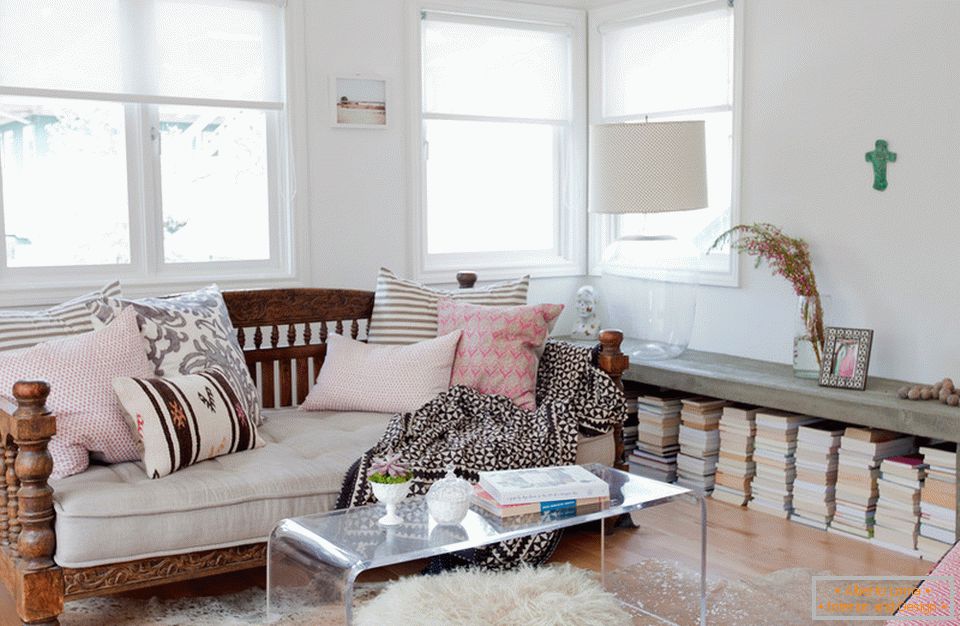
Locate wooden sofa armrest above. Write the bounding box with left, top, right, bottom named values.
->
left=596, top=330, right=629, bottom=469
left=0, top=381, right=63, bottom=624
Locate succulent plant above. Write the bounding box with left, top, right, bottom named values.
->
left=367, top=453, right=412, bottom=484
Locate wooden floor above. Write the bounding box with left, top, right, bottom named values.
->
left=0, top=499, right=933, bottom=624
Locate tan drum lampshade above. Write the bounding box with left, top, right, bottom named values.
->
left=589, top=121, right=708, bottom=214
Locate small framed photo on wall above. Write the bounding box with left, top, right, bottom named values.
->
left=331, top=75, right=388, bottom=128
left=819, top=327, right=874, bottom=391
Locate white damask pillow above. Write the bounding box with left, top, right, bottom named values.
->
left=87, top=285, right=262, bottom=426
left=300, top=331, right=461, bottom=414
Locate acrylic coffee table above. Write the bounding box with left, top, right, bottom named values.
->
left=266, top=463, right=706, bottom=625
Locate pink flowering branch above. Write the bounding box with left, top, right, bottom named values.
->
left=711, top=223, right=825, bottom=364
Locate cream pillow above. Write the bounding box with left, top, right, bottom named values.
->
left=301, top=331, right=461, bottom=414
left=113, top=370, right=263, bottom=479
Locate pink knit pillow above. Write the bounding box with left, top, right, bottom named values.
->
left=0, top=307, right=153, bottom=479
left=437, top=300, right=563, bottom=410
left=301, top=331, right=462, bottom=414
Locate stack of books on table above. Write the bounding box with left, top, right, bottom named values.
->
left=750, top=410, right=819, bottom=518
left=873, top=455, right=926, bottom=556
left=628, top=391, right=685, bottom=483
left=831, top=428, right=915, bottom=540
left=791, top=421, right=846, bottom=530
left=917, top=444, right=956, bottom=561
left=473, top=465, right=611, bottom=519
left=676, top=397, right=727, bottom=492
left=712, top=404, right=758, bottom=506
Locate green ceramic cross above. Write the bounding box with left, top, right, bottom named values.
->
left=865, top=139, right=896, bottom=191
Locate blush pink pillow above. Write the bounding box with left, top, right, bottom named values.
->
left=437, top=300, right=563, bottom=411
left=301, top=331, right=462, bottom=414
left=0, top=307, right=153, bottom=479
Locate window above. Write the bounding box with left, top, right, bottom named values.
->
left=590, top=0, right=741, bottom=285
left=410, top=3, right=586, bottom=281
left=0, top=0, right=289, bottom=292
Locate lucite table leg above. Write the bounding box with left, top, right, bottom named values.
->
left=697, top=494, right=707, bottom=626
left=267, top=521, right=362, bottom=624
left=599, top=517, right=606, bottom=587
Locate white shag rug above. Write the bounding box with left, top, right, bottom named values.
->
left=355, top=564, right=628, bottom=626
left=60, top=559, right=874, bottom=625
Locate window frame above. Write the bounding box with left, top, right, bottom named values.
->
left=0, top=0, right=306, bottom=307
left=588, top=0, right=744, bottom=288
left=406, top=0, right=587, bottom=284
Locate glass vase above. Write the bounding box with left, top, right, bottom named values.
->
left=793, top=295, right=824, bottom=379
left=602, top=235, right=700, bottom=360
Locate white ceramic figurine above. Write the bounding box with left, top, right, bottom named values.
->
left=571, top=285, right=600, bottom=339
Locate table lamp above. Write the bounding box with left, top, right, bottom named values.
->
left=589, top=121, right=708, bottom=360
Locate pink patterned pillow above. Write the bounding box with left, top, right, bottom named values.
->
left=300, top=331, right=462, bottom=414
left=0, top=307, right=153, bottom=479
left=437, top=300, right=563, bottom=411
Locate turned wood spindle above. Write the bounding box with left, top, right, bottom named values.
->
left=350, top=319, right=359, bottom=340
left=253, top=326, right=263, bottom=350
left=335, top=320, right=343, bottom=336
left=11, top=382, right=56, bottom=571
left=302, top=323, right=312, bottom=345
left=597, top=330, right=629, bottom=469
left=320, top=321, right=328, bottom=343
left=236, top=327, right=246, bottom=349
left=0, top=438, right=7, bottom=545
left=287, top=323, right=296, bottom=347
left=6, top=442, right=19, bottom=553
left=270, top=324, right=280, bottom=349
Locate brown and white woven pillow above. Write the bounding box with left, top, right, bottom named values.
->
left=366, top=267, right=529, bottom=345
left=0, top=281, right=121, bottom=352
left=113, top=370, right=263, bottom=478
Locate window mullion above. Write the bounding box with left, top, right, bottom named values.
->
left=139, top=103, right=163, bottom=275
left=0, top=142, right=7, bottom=273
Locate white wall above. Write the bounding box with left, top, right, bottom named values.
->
left=300, top=0, right=960, bottom=381
left=682, top=0, right=960, bottom=382
left=300, top=0, right=588, bottom=332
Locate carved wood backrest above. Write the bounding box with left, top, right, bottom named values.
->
left=222, top=288, right=375, bottom=408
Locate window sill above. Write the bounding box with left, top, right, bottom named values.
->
left=415, top=255, right=584, bottom=285
left=0, top=270, right=306, bottom=309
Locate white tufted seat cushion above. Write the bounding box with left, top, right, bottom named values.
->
left=50, top=409, right=393, bottom=568
left=50, top=408, right=615, bottom=568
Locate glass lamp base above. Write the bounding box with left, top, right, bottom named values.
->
left=602, top=235, right=701, bottom=362
left=629, top=340, right=688, bottom=361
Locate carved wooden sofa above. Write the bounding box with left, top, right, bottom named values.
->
left=0, top=273, right=628, bottom=625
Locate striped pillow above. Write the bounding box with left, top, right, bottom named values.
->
left=113, top=370, right=263, bottom=479
left=0, top=281, right=122, bottom=352
left=366, top=268, right=529, bottom=345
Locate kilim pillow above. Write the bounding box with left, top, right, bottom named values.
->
left=0, top=281, right=121, bottom=352
left=300, top=330, right=461, bottom=414
left=437, top=300, right=563, bottom=411
left=366, top=267, right=529, bottom=345
left=86, top=285, right=262, bottom=426
left=0, top=306, right=153, bottom=479
left=113, top=370, right=263, bottom=479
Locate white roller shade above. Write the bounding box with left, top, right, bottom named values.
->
left=602, top=3, right=732, bottom=117
left=0, top=0, right=285, bottom=108
left=422, top=12, right=571, bottom=121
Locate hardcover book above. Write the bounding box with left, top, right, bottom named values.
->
left=478, top=465, right=610, bottom=505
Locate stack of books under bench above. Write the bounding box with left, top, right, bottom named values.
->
left=621, top=347, right=960, bottom=547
